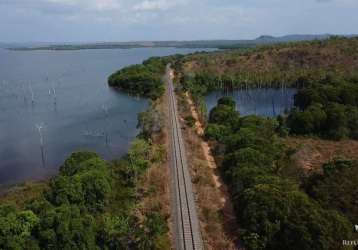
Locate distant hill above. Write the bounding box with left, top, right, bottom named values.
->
left=177, top=36, right=358, bottom=86
left=5, top=34, right=357, bottom=51
left=254, top=34, right=333, bottom=43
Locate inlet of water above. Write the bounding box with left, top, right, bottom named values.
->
left=205, top=88, right=297, bottom=117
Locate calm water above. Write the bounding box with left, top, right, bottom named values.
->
left=0, top=47, right=209, bottom=185
left=205, top=88, right=297, bottom=117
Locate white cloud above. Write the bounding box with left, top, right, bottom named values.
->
left=132, top=0, right=186, bottom=11
left=45, top=0, right=122, bottom=11
left=93, top=0, right=121, bottom=11
left=0, top=0, right=357, bottom=42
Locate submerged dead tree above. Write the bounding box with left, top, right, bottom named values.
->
left=36, top=123, right=46, bottom=168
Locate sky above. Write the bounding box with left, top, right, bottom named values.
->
left=0, top=0, right=358, bottom=43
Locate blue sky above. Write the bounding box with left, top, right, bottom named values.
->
left=0, top=0, right=357, bottom=42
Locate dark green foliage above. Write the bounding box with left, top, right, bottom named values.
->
left=36, top=205, right=97, bottom=250
left=325, top=103, right=349, bottom=139
left=0, top=148, right=168, bottom=249
left=47, top=156, right=112, bottom=211
left=287, top=108, right=316, bottom=135
left=287, top=100, right=357, bottom=140
left=205, top=99, right=354, bottom=250
left=294, top=82, right=358, bottom=110
left=205, top=123, right=231, bottom=141
left=304, top=159, right=358, bottom=223
left=208, top=97, right=239, bottom=126
left=294, top=88, right=322, bottom=110
left=59, top=151, right=99, bottom=176
left=347, top=106, right=358, bottom=139
left=108, top=57, right=168, bottom=100
left=217, top=96, right=236, bottom=108
left=287, top=80, right=358, bottom=139
left=239, top=183, right=352, bottom=250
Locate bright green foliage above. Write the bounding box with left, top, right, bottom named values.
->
left=0, top=206, right=39, bottom=250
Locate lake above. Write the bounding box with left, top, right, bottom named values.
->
left=0, top=47, right=210, bottom=186
left=205, top=88, right=297, bottom=117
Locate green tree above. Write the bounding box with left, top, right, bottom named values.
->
left=205, top=123, right=231, bottom=141
left=325, top=103, right=348, bottom=139
left=60, top=151, right=99, bottom=176
left=37, top=205, right=97, bottom=250
left=304, top=159, right=358, bottom=223
left=217, top=96, right=236, bottom=109
left=97, top=213, right=138, bottom=249
left=287, top=108, right=315, bottom=134
left=0, top=206, right=40, bottom=250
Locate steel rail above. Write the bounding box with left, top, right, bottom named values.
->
left=167, top=65, right=203, bottom=250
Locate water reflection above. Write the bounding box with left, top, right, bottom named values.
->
left=0, top=47, right=211, bottom=185
left=205, top=88, right=297, bottom=117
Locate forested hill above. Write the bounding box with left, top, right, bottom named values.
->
left=178, top=37, right=358, bottom=88
left=176, top=37, right=358, bottom=140
left=175, top=37, right=358, bottom=249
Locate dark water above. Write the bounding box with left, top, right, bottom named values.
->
left=0, top=47, right=210, bottom=185
left=205, top=88, right=297, bottom=117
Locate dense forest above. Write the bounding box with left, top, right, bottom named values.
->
left=285, top=77, right=358, bottom=139
left=108, top=57, right=167, bottom=100
left=205, top=97, right=357, bottom=250
left=108, top=55, right=183, bottom=100
left=174, top=37, right=358, bottom=249
left=177, top=37, right=358, bottom=140
left=0, top=139, right=169, bottom=249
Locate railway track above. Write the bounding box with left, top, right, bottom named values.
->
left=167, top=65, right=203, bottom=250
